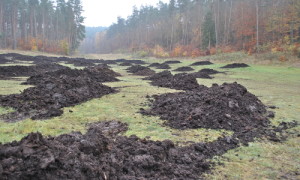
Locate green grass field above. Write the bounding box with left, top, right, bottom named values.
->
left=0, top=52, right=299, bottom=179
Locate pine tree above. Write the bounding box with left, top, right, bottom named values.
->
left=202, top=11, right=216, bottom=49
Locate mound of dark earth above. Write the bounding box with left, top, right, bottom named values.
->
left=190, top=61, right=213, bottom=66
left=24, top=65, right=120, bottom=85
left=164, top=60, right=181, bottom=64
left=149, top=63, right=171, bottom=69
left=0, top=63, right=67, bottom=79
left=174, top=66, right=194, bottom=72
left=119, top=62, right=132, bottom=66
left=115, top=59, right=146, bottom=64
left=0, top=66, right=118, bottom=121
left=141, top=82, right=297, bottom=145
left=221, top=63, right=250, bottom=68
left=0, top=55, right=13, bottom=64
left=198, top=68, right=222, bottom=74
left=141, top=82, right=270, bottom=132
left=144, top=71, right=204, bottom=91
left=0, top=118, right=296, bottom=179
left=189, top=68, right=223, bottom=79
left=0, top=121, right=210, bottom=179
left=126, top=65, right=156, bottom=76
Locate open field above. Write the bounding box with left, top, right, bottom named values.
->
left=0, top=51, right=299, bottom=179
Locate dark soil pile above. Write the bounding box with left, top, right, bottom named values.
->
left=0, top=66, right=118, bottom=121
left=174, top=66, right=194, bottom=72
left=0, top=63, right=67, bottom=79
left=190, top=68, right=223, bottom=79
left=221, top=63, right=250, bottom=68
left=0, top=119, right=296, bottom=179
left=119, top=62, right=132, bottom=66
left=144, top=71, right=204, bottom=91
left=141, top=82, right=270, bottom=132
left=0, top=55, right=12, bottom=64
left=149, top=63, right=171, bottom=69
left=126, top=65, right=156, bottom=76
left=24, top=65, right=120, bottom=85
left=198, top=68, right=222, bottom=74
left=164, top=60, right=181, bottom=64
left=115, top=59, right=146, bottom=64
left=156, top=63, right=171, bottom=69
left=190, top=61, right=213, bottom=66
left=148, top=63, right=161, bottom=67
left=0, top=121, right=212, bottom=179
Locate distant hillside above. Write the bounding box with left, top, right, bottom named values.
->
left=79, top=26, right=107, bottom=54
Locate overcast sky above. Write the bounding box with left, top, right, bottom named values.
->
left=82, top=0, right=169, bottom=27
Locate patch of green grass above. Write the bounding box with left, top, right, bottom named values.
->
left=0, top=106, right=15, bottom=116
left=0, top=78, right=32, bottom=95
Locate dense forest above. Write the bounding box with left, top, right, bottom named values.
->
left=0, top=0, right=85, bottom=55
left=95, top=0, right=300, bottom=57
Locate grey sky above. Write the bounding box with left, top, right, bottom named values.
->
left=82, top=0, right=169, bottom=27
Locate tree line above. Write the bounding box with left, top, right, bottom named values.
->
left=0, top=0, right=85, bottom=55
left=95, top=0, right=300, bottom=57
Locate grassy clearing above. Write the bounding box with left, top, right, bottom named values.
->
left=0, top=52, right=299, bottom=179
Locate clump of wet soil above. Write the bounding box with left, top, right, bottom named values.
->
left=126, top=65, right=156, bottom=76
left=144, top=71, right=205, bottom=91
left=164, top=60, right=181, bottom=64
left=174, top=66, right=194, bottom=72
left=190, top=61, right=213, bottom=66
left=221, top=63, right=250, bottom=68
left=0, top=66, right=118, bottom=121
